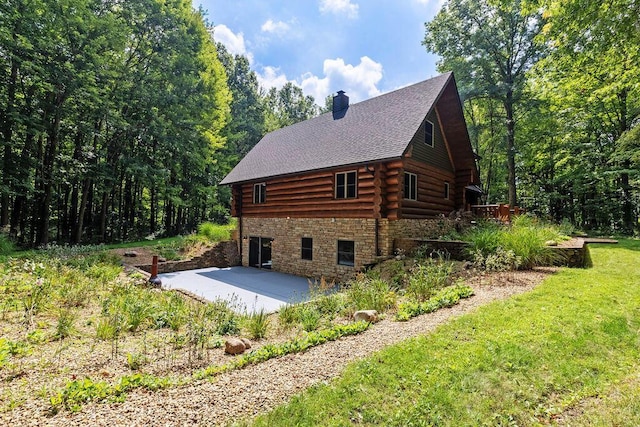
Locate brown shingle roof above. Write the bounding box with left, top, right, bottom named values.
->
left=220, top=72, right=454, bottom=185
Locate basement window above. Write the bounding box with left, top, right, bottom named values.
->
left=425, top=120, right=434, bottom=147
left=337, top=240, right=355, bottom=267
left=253, top=183, right=266, bottom=204
left=335, top=171, right=357, bottom=199
left=301, top=237, right=313, bottom=261
left=404, top=172, right=417, bottom=201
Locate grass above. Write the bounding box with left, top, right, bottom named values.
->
left=464, top=214, right=568, bottom=269
left=247, top=239, right=640, bottom=426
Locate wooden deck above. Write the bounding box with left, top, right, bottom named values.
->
left=471, top=204, right=524, bottom=222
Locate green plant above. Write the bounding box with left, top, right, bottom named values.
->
left=206, top=299, right=242, bottom=335
left=126, top=352, right=148, bottom=370
left=396, top=283, right=474, bottom=321
left=472, top=247, right=521, bottom=271
left=298, top=306, right=322, bottom=332
left=345, top=275, right=396, bottom=315
left=406, top=259, right=453, bottom=301
left=197, top=222, right=232, bottom=242
left=0, top=233, right=15, bottom=256
left=95, top=317, right=119, bottom=341
left=246, top=309, right=270, bottom=339
left=53, top=308, right=77, bottom=340
left=278, top=304, right=298, bottom=327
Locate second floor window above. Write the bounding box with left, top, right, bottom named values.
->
left=335, top=171, right=357, bottom=199
left=253, top=183, right=266, bottom=204
left=425, top=120, right=434, bottom=147
left=404, top=172, right=417, bottom=200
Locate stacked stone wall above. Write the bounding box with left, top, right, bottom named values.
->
left=241, top=217, right=383, bottom=283
left=137, top=240, right=240, bottom=274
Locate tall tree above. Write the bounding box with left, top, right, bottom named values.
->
left=263, top=82, right=319, bottom=132
left=424, top=0, right=546, bottom=206
left=539, top=0, right=640, bottom=232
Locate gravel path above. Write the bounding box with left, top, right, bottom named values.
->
left=7, top=269, right=551, bottom=426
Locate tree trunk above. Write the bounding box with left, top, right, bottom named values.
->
left=504, top=90, right=517, bottom=208
left=1, top=59, right=19, bottom=226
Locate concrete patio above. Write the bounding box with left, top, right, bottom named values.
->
left=158, top=266, right=312, bottom=313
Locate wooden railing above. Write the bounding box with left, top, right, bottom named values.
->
left=470, top=204, right=524, bottom=223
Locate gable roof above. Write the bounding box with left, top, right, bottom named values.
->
left=221, top=72, right=472, bottom=185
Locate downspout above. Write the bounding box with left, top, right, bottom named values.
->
left=238, top=216, right=243, bottom=263
left=375, top=218, right=380, bottom=257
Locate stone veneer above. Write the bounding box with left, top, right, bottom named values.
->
left=240, top=217, right=466, bottom=282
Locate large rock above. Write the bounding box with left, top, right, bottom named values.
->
left=124, top=251, right=138, bottom=257
left=224, top=338, right=246, bottom=355
left=240, top=338, right=252, bottom=349
left=353, top=310, right=379, bottom=323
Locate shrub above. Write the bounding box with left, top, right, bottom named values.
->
left=298, top=306, right=322, bottom=332
left=197, top=222, right=231, bottom=242
left=206, top=299, right=241, bottom=336
left=0, top=233, right=15, bottom=256
left=53, top=308, right=77, bottom=340
left=472, top=247, right=522, bottom=272
left=345, top=275, right=396, bottom=315
left=246, top=309, right=270, bottom=339
left=406, top=259, right=453, bottom=301
left=278, top=304, right=298, bottom=327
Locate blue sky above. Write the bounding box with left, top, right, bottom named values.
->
left=195, top=0, right=446, bottom=105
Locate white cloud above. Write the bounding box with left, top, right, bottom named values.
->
left=212, top=24, right=248, bottom=57
left=301, top=56, right=383, bottom=104
left=256, top=66, right=290, bottom=91
left=261, top=19, right=290, bottom=36
left=256, top=56, right=383, bottom=106
left=319, top=0, right=359, bottom=19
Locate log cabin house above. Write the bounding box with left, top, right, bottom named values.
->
left=221, top=72, right=481, bottom=281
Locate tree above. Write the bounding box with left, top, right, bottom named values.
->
left=263, top=82, right=319, bottom=132
left=424, top=0, right=546, bottom=207
left=538, top=0, right=640, bottom=232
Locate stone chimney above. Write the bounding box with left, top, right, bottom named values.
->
left=332, top=90, right=349, bottom=118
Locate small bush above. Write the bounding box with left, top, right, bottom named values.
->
left=246, top=309, right=270, bottom=339
left=95, top=317, right=120, bottom=341
left=206, top=299, right=241, bottom=336
left=0, top=233, right=15, bottom=256
left=345, top=275, right=396, bottom=314
left=298, top=306, right=322, bottom=332
left=278, top=304, right=298, bottom=327
left=406, top=259, right=454, bottom=301
left=197, top=222, right=231, bottom=242
left=53, top=308, right=77, bottom=340
left=472, top=247, right=521, bottom=272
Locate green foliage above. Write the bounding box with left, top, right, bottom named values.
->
left=197, top=222, right=232, bottom=242
left=53, top=308, right=77, bottom=340
left=344, top=275, right=397, bottom=314
left=463, top=216, right=564, bottom=269
left=406, top=259, right=454, bottom=301
left=297, top=306, right=322, bottom=332
left=278, top=304, right=298, bottom=327
left=50, top=374, right=175, bottom=413
left=126, top=352, right=148, bottom=371
left=396, top=283, right=474, bottom=321
left=0, top=233, right=15, bottom=256
left=245, top=309, right=270, bottom=340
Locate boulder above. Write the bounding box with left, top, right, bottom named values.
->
left=240, top=338, right=252, bottom=349
left=224, top=338, right=246, bottom=355
left=124, top=251, right=138, bottom=257
left=545, top=240, right=558, bottom=247
left=354, top=310, right=379, bottom=323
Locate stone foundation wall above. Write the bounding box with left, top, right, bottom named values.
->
left=241, top=217, right=384, bottom=283
left=138, top=240, right=240, bottom=274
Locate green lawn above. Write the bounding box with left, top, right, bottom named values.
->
left=248, top=240, right=640, bottom=426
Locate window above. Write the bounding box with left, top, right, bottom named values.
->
left=301, top=237, right=313, bottom=260
left=335, top=171, right=357, bottom=199
left=404, top=172, right=417, bottom=200
left=444, top=181, right=450, bottom=199
left=425, top=120, right=434, bottom=147
left=337, top=240, right=355, bottom=267
left=253, top=183, right=266, bottom=204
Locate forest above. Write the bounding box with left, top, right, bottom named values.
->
left=0, top=0, right=638, bottom=247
